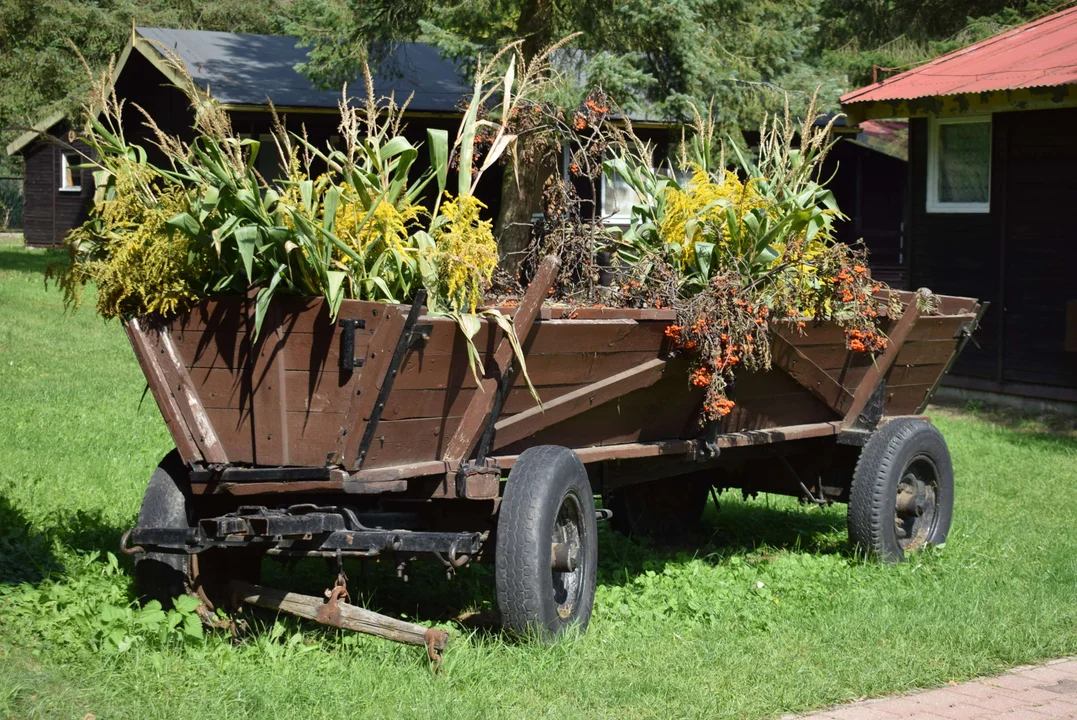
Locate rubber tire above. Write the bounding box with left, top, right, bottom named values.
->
left=848, top=418, right=954, bottom=563
left=605, top=475, right=711, bottom=543
left=133, top=449, right=195, bottom=607
left=495, top=446, right=598, bottom=641
left=133, top=450, right=261, bottom=609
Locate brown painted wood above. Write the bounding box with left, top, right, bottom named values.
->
left=797, top=344, right=878, bottom=371
left=883, top=289, right=979, bottom=316
left=213, top=479, right=346, bottom=496
left=174, top=328, right=369, bottom=372
left=774, top=315, right=973, bottom=348
left=345, top=316, right=668, bottom=357
left=716, top=390, right=837, bottom=432
left=907, top=315, right=977, bottom=341
left=334, top=305, right=408, bottom=468
left=544, top=306, right=677, bottom=321
left=248, top=301, right=289, bottom=466
left=843, top=299, right=922, bottom=428
left=885, top=383, right=934, bottom=416
left=203, top=407, right=255, bottom=462
left=125, top=320, right=202, bottom=464
left=893, top=340, right=964, bottom=367
left=493, top=358, right=670, bottom=449
left=349, top=460, right=449, bottom=484
left=135, top=318, right=228, bottom=464
left=496, top=421, right=840, bottom=468
left=443, top=255, right=561, bottom=466
left=829, top=363, right=948, bottom=389
left=773, top=322, right=851, bottom=347
left=141, top=289, right=977, bottom=476
left=771, top=333, right=853, bottom=415
left=392, top=349, right=662, bottom=390
left=175, top=296, right=377, bottom=335
left=496, top=364, right=699, bottom=453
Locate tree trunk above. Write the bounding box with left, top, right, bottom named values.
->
left=495, top=0, right=554, bottom=272
left=496, top=150, right=557, bottom=271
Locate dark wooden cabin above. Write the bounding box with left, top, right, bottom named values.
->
left=842, top=6, right=1077, bottom=401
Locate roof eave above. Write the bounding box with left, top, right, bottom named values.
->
left=4, top=29, right=156, bottom=156
left=843, top=83, right=1077, bottom=124
left=5, top=109, right=69, bottom=156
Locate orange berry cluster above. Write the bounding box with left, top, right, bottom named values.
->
left=703, top=397, right=736, bottom=417
left=846, top=327, right=888, bottom=354
left=690, top=366, right=712, bottom=387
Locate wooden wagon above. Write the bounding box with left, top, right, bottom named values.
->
left=124, top=257, right=985, bottom=645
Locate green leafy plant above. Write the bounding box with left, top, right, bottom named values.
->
left=585, top=95, right=890, bottom=421
left=0, top=552, right=206, bottom=656
left=51, top=43, right=555, bottom=398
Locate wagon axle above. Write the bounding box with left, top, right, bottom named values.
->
left=124, top=504, right=486, bottom=561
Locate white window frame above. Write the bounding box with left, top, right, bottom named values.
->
left=926, top=115, right=991, bottom=214
left=59, top=151, right=81, bottom=192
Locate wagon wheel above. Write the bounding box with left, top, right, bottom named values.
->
left=133, top=449, right=261, bottom=612
left=604, top=474, right=711, bottom=544
left=847, top=418, right=954, bottom=563
left=495, top=445, right=598, bottom=641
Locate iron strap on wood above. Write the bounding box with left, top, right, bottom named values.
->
left=915, top=300, right=990, bottom=414
left=353, top=289, right=429, bottom=472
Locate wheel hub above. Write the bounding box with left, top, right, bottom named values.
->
left=894, top=455, right=940, bottom=551
left=551, top=492, right=584, bottom=619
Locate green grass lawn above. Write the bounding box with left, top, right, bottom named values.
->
left=2, top=236, right=1076, bottom=719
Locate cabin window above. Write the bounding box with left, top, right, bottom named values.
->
left=600, top=170, right=640, bottom=225
left=600, top=163, right=693, bottom=225
left=926, top=116, right=991, bottom=213
left=59, top=151, right=81, bottom=192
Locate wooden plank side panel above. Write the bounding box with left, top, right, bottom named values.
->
left=248, top=304, right=289, bottom=466
left=165, top=295, right=975, bottom=468
left=174, top=328, right=370, bottom=372
left=771, top=334, right=853, bottom=414
left=842, top=300, right=921, bottom=428
left=125, top=320, right=202, bottom=463
left=204, top=407, right=255, bottom=462
left=885, top=384, right=934, bottom=416
left=495, top=366, right=700, bottom=454
left=393, top=350, right=662, bottom=390
left=493, top=358, right=670, bottom=449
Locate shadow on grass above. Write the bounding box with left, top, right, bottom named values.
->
left=0, top=245, right=61, bottom=276
left=0, top=490, right=133, bottom=587
left=251, top=494, right=850, bottom=638
left=931, top=398, right=1077, bottom=440
left=0, top=494, right=61, bottom=585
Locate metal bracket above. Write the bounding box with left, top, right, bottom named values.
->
left=338, top=318, right=367, bottom=371
left=837, top=379, right=886, bottom=446
left=354, top=290, right=427, bottom=472
left=455, top=460, right=502, bottom=499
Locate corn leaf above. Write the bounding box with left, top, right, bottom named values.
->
left=484, top=309, right=540, bottom=406
left=234, top=226, right=260, bottom=284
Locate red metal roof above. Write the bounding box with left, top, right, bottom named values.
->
left=841, top=6, right=1077, bottom=105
